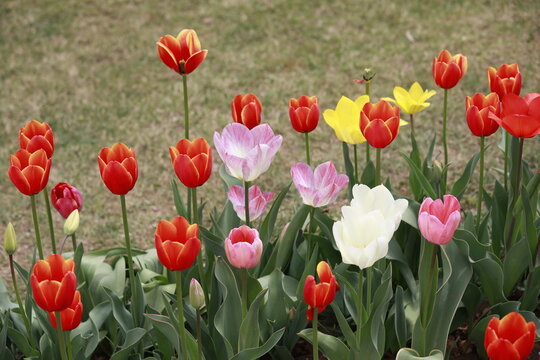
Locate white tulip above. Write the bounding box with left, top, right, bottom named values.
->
left=333, top=184, right=408, bottom=269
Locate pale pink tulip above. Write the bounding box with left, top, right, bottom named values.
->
left=227, top=185, right=274, bottom=221
left=213, top=123, right=282, bottom=182
left=291, top=161, right=348, bottom=207
left=418, top=195, right=461, bottom=245
left=224, top=225, right=263, bottom=269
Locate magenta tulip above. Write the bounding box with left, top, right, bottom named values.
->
left=213, top=123, right=282, bottom=182
left=291, top=161, right=348, bottom=207
left=418, top=195, right=461, bottom=245
left=224, top=225, right=263, bottom=269
left=51, top=182, right=83, bottom=218
left=227, top=185, right=274, bottom=222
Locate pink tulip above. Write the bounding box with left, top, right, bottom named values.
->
left=213, top=123, right=282, bottom=182
left=50, top=182, right=83, bottom=218
left=227, top=185, right=274, bottom=221
left=418, top=195, right=461, bottom=245
left=224, top=225, right=263, bottom=269
left=291, top=161, right=348, bottom=207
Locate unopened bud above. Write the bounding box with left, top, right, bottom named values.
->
left=288, top=306, right=297, bottom=320
left=3, top=223, right=17, bottom=255
left=430, top=160, right=444, bottom=184
left=362, top=68, right=376, bottom=82
left=64, top=210, right=80, bottom=235
left=189, top=278, right=205, bottom=309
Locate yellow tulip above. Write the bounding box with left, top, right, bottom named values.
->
left=382, top=82, right=436, bottom=115
left=323, top=95, right=369, bottom=144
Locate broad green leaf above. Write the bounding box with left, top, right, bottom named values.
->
left=172, top=178, right=188, bottom=217
left=521, top=266, right=540, bottom=311
left=230, top=328, right=285, bottom=360
left=275, top=204, right=310, bottom=270
left=219, top=164, right=242, bottom=188
left=298, top=329, right=350, bottom=360
left=394, top=286, right=408, bottom=348
left=7, top=328, right=39, bottom=357
left=200, top=227, right=226, bottom=258
left=105, top=288, right=134, bottom=334
left=263, top=269, right=289, bottom=331
left=342, top=142, right=356, bottom=198
left=330, top=303, right=357, bottom=348
left=238, top=289, right=267, bottom=350
left=396, top=348, right=444, bottom=360
left=361, top=160, right=376, bottom=188
left=401, top=153, right=437, bottom=199
left=110, top=327, right=146, bottom=360
left=145, top=313, right=179, bottom=357
left=259, top=183, right=291, bottom=244
left=450, top=152, right=479, bottom=200
left=503, top=236, right=531, bottom=295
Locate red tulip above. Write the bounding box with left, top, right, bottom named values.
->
left=489, top=93, right=540, bottom=138
left=432, top=50, right=467, bottom=89
left=289, top=96, right=319, bottom=133
left=8, top=148, right=51, bottom=196
left=19, top=120, right=54, bottom=158
left=484, top=312, right=536, bottom=360
left=231, top=94, right=262, bottom=129
left=169, top=138, right=212, bottom=188
left=48, top=290, right=83, bottom=330
left=360, top=100, right=401, bottom=148
left=303, top=261, right=339, bottom=321
left=97, top=143, right=138, bottom=195
left=487, top=64, right=522, bottom=98
left=157, top=29, right=208, bottom=75
left=51, top=182, right=83, bottom=218
left=30, top=254, right=77, bottom=312
left=465, top=93, right=501, bottom=137
left=155, top=217, right=201, bottom=271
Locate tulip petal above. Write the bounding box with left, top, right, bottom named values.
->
left=486, top=339, right=521, bottom=360
left=101, top=162, right=134, bottom=195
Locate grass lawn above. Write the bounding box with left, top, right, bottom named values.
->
left=1, top=0, right=538, bottom=276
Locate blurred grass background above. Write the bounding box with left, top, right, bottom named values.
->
left=1, top=0, right=539, bottom=272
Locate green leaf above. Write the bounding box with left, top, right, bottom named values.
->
left=361, top=160, right=376, bottom=188
left=396, top=348, right=444, bottom=360
left=521, top=266, right=540, bottom=310
left=503, top=236, right=532, bottom=295
left=200, top=227, right=226, bottom=258
left=450, top=152, right=479, bottom=200
left=105, top=288, right=134, bottom=334
left=298, top=329, right=350, bottom=360
left=263, top=269, right=289, bottom=331
left=239, top=289, right=267, bottom=350
left=110, top=327, right=147, bottom=360
left=400, top=153, right=437, bottom=199
left=342, top=142, right=356, bottom=199
left=259, top=183, right=291, bottom=245
left=219, top=164, right=242, bottom=188
left=330, top=303, right=357, bottom=348
left=145, top=313, right=179, bottom=357
left=0, top=279, right=16, bottom=311
left=394, top=286, right=408, bottom=348
left=275, top=204, right=310, bottom=270
left=230, top=328, right=285, bottom=360
left=0, top=315, right=15, bottom=360
left=172, top=178, right=188, bottom=217
left=7, top=328, right=39, bottom=357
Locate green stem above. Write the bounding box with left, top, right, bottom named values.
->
left=419, top=242, right=439, bottom=328
left=504, top=131, right=509, bottom=190
left=55, top=311, right=68, bottom=360
left=244, top=181, right=251, bottom=227
left=353, top=144, right=359, bottom=183
left=312, top=308, right=319, bottom=360
left=192, top=187, right=198, bottom=225
left=71, top=233, right=77, bottom=253
left=375, top=148, right=381, bottom=185
left=43, top=188, right=56, bottom=253
left=182, top=75, right=189, bottom=139
left=187, top=188, right=192, bottom=223
left=476, top=136, right=485, bottom=226
left=241, top=268, right=248, bottom=318
left=356, top=269, right=363, bottom=344
left=365, top=142, right=371, bottom=164
left=192, top=187, right=208, bottom=307
left=176, top=271, right=187, bottom=358
left=10, top=255, right=32, bottom=344
left=196, top=308, right=203, bottom=360
left=120, top=195, right=138, bottom=326
left=442, top=89, right=449, bottom=185
left=365, top=81, right=371, bottom=97
left=66, top=331, right=74, bottom=360
left=306, top=207, right=316, bottom=257
left=506, top=138, right=524, bottom=248
left=304, top=132, right=311, bottom=166
left=410, top=113, right=415, bottom=147
left=30, top=195, right=44, bottom=260
left=366, top=266, right=372, bottom=315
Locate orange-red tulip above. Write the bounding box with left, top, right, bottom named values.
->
left=289, top=96, right=320, bottom=133
left=19, top=120, right=55, bottom=158
left=30, top=254, right=77, bottom=312
left=8, top=148, right=51, bottom=196
left=48, top=290, right=83, bottom=330
left=303, top=261, right=339, bottom=321
left=231, top=94, right=262, bottom=129
left=155, top=216, right=201, bottom=271
left=488, top=64, right=522, bottom=98
left=489, top=93, right=540, bottom=139
left=157, top=29, right=208, bottom=75
left=97, top=143, right=138, bottom=195
left=432, top=50, right=467, bottom=89
left=360, top=100, right=401, bottom=148
left=484, top=312, right=536, bottom=360
left=465, top=93, right=501, bottom=137
left=169, top=138, right=212, bottom=188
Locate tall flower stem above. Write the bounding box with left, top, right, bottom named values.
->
left=192, top=187, right=208, bottom=306
left=241, top=268, right=248, bottom=318
left=353, top=144, right=359, bottom=182
left=30, top=195, right=44, bottom=259
left=442, top=89, right=449, bottom=185
left=365, top=142, right=370, bottom=165
left=175, top=271, right=187, bottom=358
left=375, top=148, right=382, bottom=185
left=366, top=266, right=372, bottom=314
left=55, top=311, right=69, bottom=360
left=505, top=138, right=524, bottom=248
left=365, top=80, right=371, bottom=164
left=196, top=308, right=203, bottom=360
left=43, top=188, right=56, bottom=253
left=192, top=187, right=198, bottom=224
left=9, top=255, right=32, bottom=344
left=120, top=195, right=138, bottom=326
left=504, top=131, right=509, bottom=190
left=419, top=241, right=438, bottom=328
left=71, top=234, right=77, bottom=253
left=244, top=181, right=251, bottom=227
left=356, top=269, right=364, bottom=344
left=410, top=114, right=416, bottom=146
left=476, top=136, right=485, bottom=226
left=182, top=75, right=190, bottom=139
left=306, top=207, right=316, bottom=257
left=304, top=132, right=311, bottom=166
left=66, top=332, right=74, bottom=360
left=312, top=308, right=319, bottom=360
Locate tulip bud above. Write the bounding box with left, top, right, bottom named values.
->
left=288, top=306, right=297, bottom=320
left=430, top=160, right=444, bottom=184
left=189, top=278, right=205, bottom=309
left=3, top=222, right=17, bottom=255
left=363, top=68, right=376, bottom=82
left=64, top=210, right=80, bottom=235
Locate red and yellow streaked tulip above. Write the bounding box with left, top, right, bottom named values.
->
left=231, top=94, right=262, bottom=129
left=30, top=254, right=77, bottom=312
left=155, top=216, right=200, bottom=271
left=289, top=96, right=319, bottom=133
left=303, top=261, right=339, bottom=321
left=465, top=93, right=500, bottom=137
left=19, top=120, right=55, bottom=158
left=382, top=82, right=436, bottom=115
left=487, top=64, right=522, bottom=98
left=169, top=138, right=212, bottom=188
left=489, top=93, right=540, bottom=139
left=97, top=143, right=138, bottom=195
left=8, top=148, right=51, bottom=196
left=48, top=290, right=83, bottom=330
left=432, top=50, right=467, bottom=89
left=157, top=29, right=208, bottom=75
